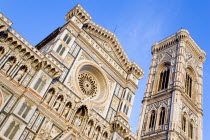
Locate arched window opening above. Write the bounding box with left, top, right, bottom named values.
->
left=182, top=115, right=186, bottom=132
left=66, top=38, right=71, bottom=44
left=185, top=73, right=192, bottom=98
left=149, top=110, right=156, bottom=130
left=158, top=66, right=170, bottom=91
left=123, top=104, right=129, bottom=115
left=56, top=44, right=62, bottom=53
left=63, top=34, right=71, bottom=45
left=56, top=44, right=66, bottom=56
left=34, top=76, right=47, bottom=93
left=18, top=102, right=31, bottom=119
left=63, top=34, right=69, bottom=42
left=189, top=122, right=193, bottom=139
left=126, top=93, right=132, bottom=102
left=4, top=121, right=20, bottom=139
left=159, top=107, right=165, bottom=126
left=60, top=47, right=65, bottom=56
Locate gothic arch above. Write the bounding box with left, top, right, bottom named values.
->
left=153, top=62, right=171, bottom=94
left=1, top=56, right=17, bottom=74
left=13, top=65, right=28, bottom=82
left=185, top=66, right=197, bottom=101
left=147, top=110, right=157, bottom=131
left=72, top=105, right=88, bottom=128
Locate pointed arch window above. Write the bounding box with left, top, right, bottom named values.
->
left=18, top=102, right=31, bottom=119
left=182, top=115, right=186, bottom=132
left=185, top=73, right=192, bottom=98
left=34, top=76, right=47, bottom=93
left=4, top=121, right=20, bottom=139
left=63, top=34, right=71, bottom=45
left=56, top=44, right=66, bottom=56
left=63, top=34, right=69, bottom=42
left=123, top=104, right=129, bottom=115
left=60, top=47, right=65, bottom=56
left=149, top=110, right=156, bottom=130
left=159, top=107, right=165, bottom=126
left=56, top=44, right=62, bottom=53
left=158, top=67, right=170, bottom=91
left=189, top=122, right=193, bottom=139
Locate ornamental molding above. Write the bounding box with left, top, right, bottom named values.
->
left=64, top=5, right=144, bottom=80
left=0, top=15, right=63, bottom=78
left=152, top=29, right=206, bottom=63
left=69, top=60, right=110, bottom=106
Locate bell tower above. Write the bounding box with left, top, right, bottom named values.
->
left=137, top=29, right=206, bottom=140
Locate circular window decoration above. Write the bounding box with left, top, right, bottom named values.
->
left=78, top=72, right=97, bottom=97
left=74, top=61, right=110, bottom=105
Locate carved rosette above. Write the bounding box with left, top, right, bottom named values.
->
left=78, top=72, right=97, bottom=97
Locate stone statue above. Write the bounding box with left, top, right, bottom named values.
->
left=2, top=60, right=13, bottom=73
left=14, top=68, right=25, bottom=81
left=74, top=115, right=82, bottom=127
left=53, top=97, right=62, bottom=111
left=45, top=90, right=54, bottom=104
left=62, top=105, right=70, bottom=118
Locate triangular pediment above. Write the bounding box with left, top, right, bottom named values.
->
left=87, top=33, right=123, bottom=67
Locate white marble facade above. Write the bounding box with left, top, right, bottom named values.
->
left=0, top=4, right=143, bottom=140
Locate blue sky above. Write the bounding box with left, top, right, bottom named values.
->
left=1, top=0, right=210, bottom=139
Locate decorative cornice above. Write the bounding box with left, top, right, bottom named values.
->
left=65, top=4, right=144, bottom=80
left=83, top=20, right=144, bottom=80
left=0, top=12, right=13, bottom=26
left=65, top=4, right=92, bottom=24
left=0, top=14, right=63, bottom=78
left=152, top=29, right=206, bottom=63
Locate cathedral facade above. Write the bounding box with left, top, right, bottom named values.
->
left=0, top=4, right=144, bottom=140
left=0, top=4, right=205, bottom=140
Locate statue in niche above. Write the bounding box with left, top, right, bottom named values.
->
left=2, top=58, right=15, bottom=73
left=74, top=115, right=82, bottom=127
left=45, top=88, right=55, bottom=104
left=62, top=102, right=71, bottom=118
left=73, top=106, right=87, bottom=128
left=13, top=66, right=27, bottom=81
left=53, top=96, right=63, bottom=111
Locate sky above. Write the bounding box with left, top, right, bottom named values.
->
left=1, top=0, right=210, bottom=139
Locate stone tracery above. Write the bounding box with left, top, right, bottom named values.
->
left=78, top=72, right=97, bottom=97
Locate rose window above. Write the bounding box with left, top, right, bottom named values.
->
left=78, top=73, right=97, bottom=97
